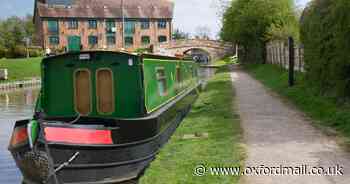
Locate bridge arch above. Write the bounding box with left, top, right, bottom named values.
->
left=153, top=39, right=235, bottom=62
left=183, top=48, right=212, bottom=63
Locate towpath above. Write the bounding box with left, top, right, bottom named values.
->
left=231, top=67, right=350, bottom=184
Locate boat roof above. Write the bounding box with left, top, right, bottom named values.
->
left=42, top=50, right=187, bottom=63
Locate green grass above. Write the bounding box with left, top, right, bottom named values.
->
left=0, top=57, right=42, bottom=82
left=245, top=64, right=350, bottom=147
left=210, top=57, right=238, bottom=67
left=140, top=67, right=244, bottom=184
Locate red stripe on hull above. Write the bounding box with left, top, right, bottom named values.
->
left=44, top=127, right=113, bottom=145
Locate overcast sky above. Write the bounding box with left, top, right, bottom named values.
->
left=0, top=0, right=311, bottom=39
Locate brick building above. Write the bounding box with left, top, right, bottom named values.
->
left=34, top=0, right=174, bottom=51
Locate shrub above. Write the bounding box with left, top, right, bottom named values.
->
left=135, top=47, right=152, bottom=54
left=13, top=46, right=27, bottom=58
left=301, top=0, right=350, bottom=98
left=29, top=48, right=43, bottom=57
left=0, top=47, right=6, bottom=59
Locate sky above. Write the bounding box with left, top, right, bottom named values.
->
left=0, top=0, right=311, bottom=39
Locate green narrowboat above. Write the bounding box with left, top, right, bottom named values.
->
left=8, top=51, right=201, bottom=184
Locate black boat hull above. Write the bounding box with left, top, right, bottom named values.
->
left=10, top=86, right=200, bottom=184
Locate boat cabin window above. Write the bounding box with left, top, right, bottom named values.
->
left=74, top=69, right=92, bottom=115
left=96, top=69, right=114, bottom=114
left=156, top=67, right=167, bottom=96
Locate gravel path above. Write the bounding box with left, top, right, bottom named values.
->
left=231, top=68, right=350, bottom=184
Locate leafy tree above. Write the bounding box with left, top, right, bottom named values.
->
left=220, top=0, right=299, bottom=63
left=23, top=14, right=35, bottom=40
left=0, top=15, right=36, bottom=58
left=301, top=0, right=350, bottom=98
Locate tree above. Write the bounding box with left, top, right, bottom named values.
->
left=195, top=26, right=211, bottom=40
left=23, top=14, right=35, bottom=40
left=0, top=17, right=25, bottom=51
left=212, top=0, right=231, bottom=19
left=220, top=0, right=299, bottom=63
left=300, top=0, right=350, bottom=97
left=172, top=29, right=190, bottom=40
left=0, top=15, right=36, bottom=58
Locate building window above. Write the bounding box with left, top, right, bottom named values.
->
left=67, top=19, right=78, bottom=29
left=88, top=35, right=98, bottom=46
left=156, top=67, right=167, bottom=96
left=49, top=36, right=59, bottom=45
left=124, top=21, right=136, bottom=36
left=141, top=20, right=150, bottom=29
left=158, top=36, right=167, bottom=43
left=125, top=36, right=134, bottom=48
left=96, top=69, right=114, bottom=114
left=158, top=20, right=167, bottom=29
left=141, top=36, right=150, bottom=46
left=47, top=20, right=59, bottom=34
left=88, top=20, right=97, bottom=29
left=107, top=35, right=116, bottom=45
left=74, top=69, right=92, bottom=115
left=106, top=20, right=116, bottom=33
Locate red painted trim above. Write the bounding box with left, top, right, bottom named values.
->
left=10, top=127, right=28, bottom=146
left=44, top=127, right=113, bottom=145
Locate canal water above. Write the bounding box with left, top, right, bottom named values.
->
left=0, top=88, right=40, bottom=184
left=198, top=67, right=217, bottom=88
left=0, top=68, right=216, bottom=184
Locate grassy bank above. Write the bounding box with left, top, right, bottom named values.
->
left=0, top=57, right=42, bottom=82
left=210, top=57, right=238, bottom=67
left=140, top=67, right=244, bottom=184
left=245, top=64, right=350, bottom=146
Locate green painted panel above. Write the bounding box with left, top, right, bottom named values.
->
left=39, top=52, right=198, bottom=119
left=143, top=59, right=198, bottom=113
left=41, top=52, right=143, bottom=118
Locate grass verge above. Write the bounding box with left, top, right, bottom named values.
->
left=140, top=67, right=244, bottom=184
left=0, top=57, right=42, bottom=82
left=245, top=64, right=350, bottom=147
left=209, top=57, right=238, bottom=67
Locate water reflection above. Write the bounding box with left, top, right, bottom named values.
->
left=198, top=67, right=217, bottom=89
left=0, top=87, right=39, bottom=184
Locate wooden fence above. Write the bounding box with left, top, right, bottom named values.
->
left=266, top=40, right=305, bottom=72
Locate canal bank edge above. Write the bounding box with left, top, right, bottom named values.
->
left=140, top=66, right=244, bottom=184
left=0, top=78, right=41, bottom=91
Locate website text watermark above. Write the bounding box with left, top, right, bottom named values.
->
left=193, top=164, right=344, bottom=177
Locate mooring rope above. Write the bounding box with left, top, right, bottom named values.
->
left=45, top=152, right=80, bottom=183
left=54, top=152, right=80, bottom=173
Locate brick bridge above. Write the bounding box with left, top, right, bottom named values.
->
left=153, top=39, right=235, bottom=62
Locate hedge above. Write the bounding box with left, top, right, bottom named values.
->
left=301, top=0, right=350, bottom=98
left=0, top=46, right=43, bottom=59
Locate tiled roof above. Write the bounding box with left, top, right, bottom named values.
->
left=37, top=0, right=174, bottom=19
